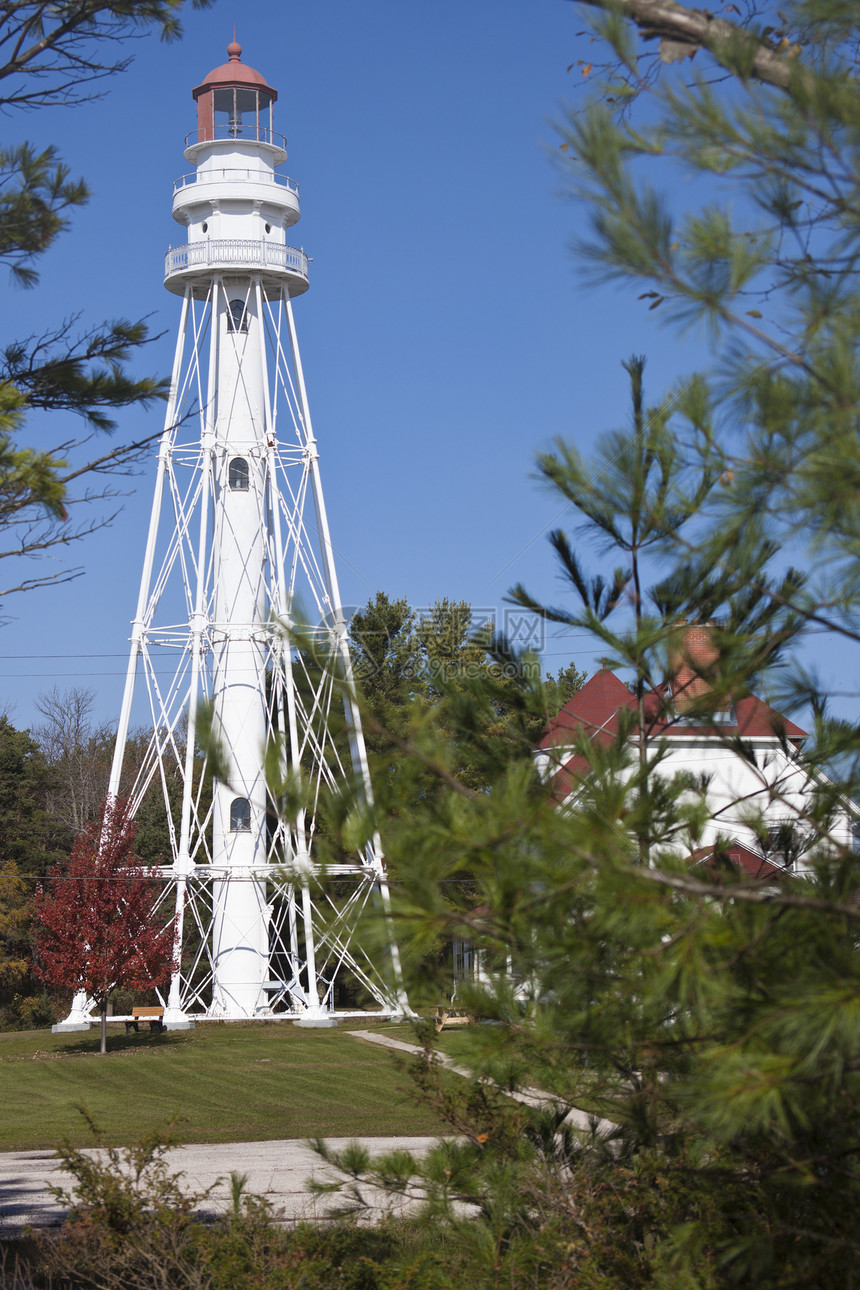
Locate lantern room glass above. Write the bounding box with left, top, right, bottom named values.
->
left=211, top=87, right=274, bottom=141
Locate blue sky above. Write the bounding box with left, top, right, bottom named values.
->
left=0, top=0, right=820, bottom=731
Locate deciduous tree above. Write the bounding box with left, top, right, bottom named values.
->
left=31, top=799, right=176, bottom=1053
left=0, top=861, right=30, bottom=1010
left=0, top=713, right=72, bottom=1027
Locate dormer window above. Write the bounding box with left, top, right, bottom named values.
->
left=227, top=299, right=248, bottom=333
left=673, top=701, right=735, bottom=728
left=230, top=797, right=251, bottom=832
left=229, top=457, right=249, bottom=491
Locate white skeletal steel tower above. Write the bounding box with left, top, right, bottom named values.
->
left=61, top=43, right=405, bottom=1027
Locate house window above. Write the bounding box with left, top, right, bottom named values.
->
left=760, top=820, right=808, bottom=870
left=226, top=299, right=248, bottom=333
left=229, top=457, right=249, bottom=491
left=230, top=797, right=251, bottom=832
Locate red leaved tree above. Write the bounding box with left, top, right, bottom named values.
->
left=32, top=799, right=177, bottom=1054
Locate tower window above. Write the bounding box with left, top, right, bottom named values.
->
left=229, top=457, right=249, bottom=491
left=226, top=299, right=248, bottom=333
left=230, top=797, right=251, bottom=832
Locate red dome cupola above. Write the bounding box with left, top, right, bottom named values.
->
left=192, top=39, right=278, bottom=143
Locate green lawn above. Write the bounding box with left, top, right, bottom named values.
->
left=0, top=1022, right=448, bottom=1150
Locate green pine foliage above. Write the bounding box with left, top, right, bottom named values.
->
left=306, top=5, right=860, bottom=1283
left=348, top=591, right=585, bottom=794
left=0, top=1, right=214, bottom=598
left=318, top=385, right=860, bottom=1283
left=543, top=660, right=588, bottom=715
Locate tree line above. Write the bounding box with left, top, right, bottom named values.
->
left=0, top=603, right=587, bottom=1030
left=0, top=686, right=161, bottom=1028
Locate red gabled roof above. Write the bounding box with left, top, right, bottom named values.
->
left=691, top=842, right=785, bottom=881
left=731, top=694, right=807, bottom=741
left=539, top=667, right=807, bottom=799
left=540, top=668, right=636, bottom=750
left=540, top=669, right=637, bottom=801
left=540, top=668, right=806, bottom=750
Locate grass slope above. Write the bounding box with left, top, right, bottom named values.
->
left=0, top=1023, right=447, bottom=1150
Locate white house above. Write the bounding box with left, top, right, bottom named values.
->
left=536, top=626, right=856, bottom=877
left=447, top=627, right=855, bottom=995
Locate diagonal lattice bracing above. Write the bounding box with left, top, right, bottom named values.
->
left=49, top=51, right=410, bottom=1035
left=96, top=283, right=407, bottom=1025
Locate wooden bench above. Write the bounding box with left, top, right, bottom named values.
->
left=125, top=1007, right=166, bottom=1034
left=431, top=1005, right=474, bottom=1033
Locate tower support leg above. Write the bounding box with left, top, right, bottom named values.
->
left=52, top=990, right=92, bottom=1032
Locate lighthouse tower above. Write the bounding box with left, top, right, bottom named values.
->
left=57, top=43, right=406, bottom=1028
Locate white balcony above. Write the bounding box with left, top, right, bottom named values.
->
left=173, top=169, right=299, bottom=196
left=172, top=166, right=301, bottom=226
left=164, top=238, right=309, bottom=298
left=183, top=127, right=288, bottom=167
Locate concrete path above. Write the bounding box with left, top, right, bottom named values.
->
left=0, top=1136, right=440, bottom=1234
left=346, top=1028, right=613, bottom=1133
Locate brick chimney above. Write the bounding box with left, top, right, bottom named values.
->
left=670, top=621, right=730, bottom=716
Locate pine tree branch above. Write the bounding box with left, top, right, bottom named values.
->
left=573, top=0, right=810, bottom=93
left=636, top=861, right=860, bottom=920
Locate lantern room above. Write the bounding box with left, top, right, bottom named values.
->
left=192, top=39, right=278, bottom=144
